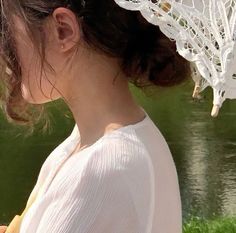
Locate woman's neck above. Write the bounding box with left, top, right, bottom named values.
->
left=62, top=53, right=145, bottom=150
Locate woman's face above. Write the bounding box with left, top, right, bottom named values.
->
left=12, top=15, right=63, bottom=104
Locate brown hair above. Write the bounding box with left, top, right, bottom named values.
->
left=0, top=0, right=190, bottom=132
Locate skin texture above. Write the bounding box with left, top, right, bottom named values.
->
left=0, top=226, right=7, bottom=233
left=13, top=7, right=146, bottom=152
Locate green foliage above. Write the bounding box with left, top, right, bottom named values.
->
left=183, top=216, right=236, bottom=233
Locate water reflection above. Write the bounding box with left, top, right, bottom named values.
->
left=134, top=82, right=236, bottom=220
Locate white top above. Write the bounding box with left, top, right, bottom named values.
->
left=19, top=107, right=182, bottom=233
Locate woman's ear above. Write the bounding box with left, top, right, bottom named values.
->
left=51, top=7, right=81, bottom=52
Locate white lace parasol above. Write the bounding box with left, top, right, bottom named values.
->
left=114, top=0, right=236, bottom=117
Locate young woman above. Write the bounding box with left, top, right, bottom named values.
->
left=0, top=0, right=190, bottom=232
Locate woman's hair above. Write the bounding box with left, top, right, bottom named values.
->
left=0, top=0, right=190, bottom=130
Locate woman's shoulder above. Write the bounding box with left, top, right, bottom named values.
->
left=83, top=129, right=152, bottom=176
left=77, top=130, right=154, bottom=227
left=86, top=115, right=168, bottom=166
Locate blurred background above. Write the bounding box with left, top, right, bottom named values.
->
left=0, top=79, right=236, bottom=225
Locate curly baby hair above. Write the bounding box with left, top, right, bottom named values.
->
left=0, top=0, right=190, bottom=131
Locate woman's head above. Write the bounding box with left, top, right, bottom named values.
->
left=0, top=0, right=190, bottom=127
left=12, top=7, right=85, bottom=105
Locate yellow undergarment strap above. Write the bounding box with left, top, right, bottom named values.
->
left=6, top=187, right=39, bottom=233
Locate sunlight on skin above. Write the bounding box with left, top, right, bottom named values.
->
left=0, top=226, right=7, bottom=233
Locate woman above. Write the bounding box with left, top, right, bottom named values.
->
left=0, top=0, right=190, bottom=232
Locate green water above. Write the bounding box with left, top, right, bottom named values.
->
left=0, top=80, right=236, bottom=224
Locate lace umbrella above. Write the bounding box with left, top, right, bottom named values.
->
left=114, top=0, right=236, bottom=117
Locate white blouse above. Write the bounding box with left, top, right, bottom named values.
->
left=19, top=107, right=182, bottom=233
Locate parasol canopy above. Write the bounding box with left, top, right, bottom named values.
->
left=114, top=0, right=236, bottom=117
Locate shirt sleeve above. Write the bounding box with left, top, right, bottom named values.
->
left=35, top=142, right=143, bottom=233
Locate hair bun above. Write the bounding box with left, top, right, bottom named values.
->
left=122, top=12, right=190, bottom=87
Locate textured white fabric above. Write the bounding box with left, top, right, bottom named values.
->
left=19, top=107, right=182, bottom=233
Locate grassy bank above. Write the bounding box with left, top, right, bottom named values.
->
left=183, top=216, right=236, bottom=233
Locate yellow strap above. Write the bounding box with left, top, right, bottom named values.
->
left=5, top=215, right=22, bottom=233
left=6, top=156, right=60, bottom=232
left=6, top=207, right=31, bottom=233
left=6, top=187, right=39, bottom=233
